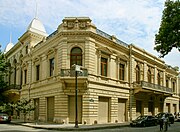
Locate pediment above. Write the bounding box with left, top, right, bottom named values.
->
left=98, top=46, right=113, bottom=55
left=117, top=53, right=129, bottom=61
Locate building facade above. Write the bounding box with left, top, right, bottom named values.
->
left=5, top=17, right=179, bottom=124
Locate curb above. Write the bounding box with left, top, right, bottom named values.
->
left=11, top=121, right=130, bottom=131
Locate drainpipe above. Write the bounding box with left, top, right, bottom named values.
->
left=129, top=45, right=133, bottom=121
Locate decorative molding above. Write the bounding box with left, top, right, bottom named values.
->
left=63, top=17, right=91, bottom=30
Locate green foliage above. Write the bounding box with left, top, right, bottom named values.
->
left=0, top=103, right=14, bottom=115
left=0, top=47, right=10, bottom=105
left=174, top=66, right=179, bottom=71
left=14, top=98, right=35, bottom=122
left=154, top=0, right=180, bottom=57
left=0, top=98, right=35, bottom=122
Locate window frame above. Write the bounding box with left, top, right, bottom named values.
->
left=147, top=69, right=152, bottom=83
left=24, top=69, right=27, bottom=84
left=119, top=63, right=125, bottom=80
left=70, top=47, right=82, bottom=67
left=101, top=57, right=108, bottom=77
left=136, top=65, right=140, bottom=83
left=36, top=64, right=40, bottom=81
left=49, top=58, right=55, bottom=77
left=157, top=73, right=161, bottom=85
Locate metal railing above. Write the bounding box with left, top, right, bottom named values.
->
left=96, top=29, right=128, bottom=47
left=47, top=30, right=58, bottom=40
left=5, top=84, right=21, bottom=90
left=60, top=69, right=88, bottom=77
left=134, top=81, right=173, bottom=93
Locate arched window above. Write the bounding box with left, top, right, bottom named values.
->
left=70, top=47, right=82, bottom=67
left=157, top=73, right=161, bottom=85
left=147, top=69, right=152, bottom=83
left=136, top=65, right=140, bottom=83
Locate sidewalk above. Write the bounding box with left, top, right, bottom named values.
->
left=11, top=119, right=130, bottom=131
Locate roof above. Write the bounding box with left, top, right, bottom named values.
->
left=4, top=42, right=14, bottom=53
left=27, top=18, right=47, bottom=36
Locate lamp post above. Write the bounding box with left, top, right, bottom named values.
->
left=75, top=70, right=78, bottom=128
left=73, top=64, right=82, bottom=128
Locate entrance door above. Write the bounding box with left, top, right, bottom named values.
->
left=173, top=104, right=176, bottom=114
left=148, top=102, right=154, bottom=115
left=98, top=97, right=109, bottom=123
left=47, top=97, right=54, bottom=122
left=136, top=100, right=142, bottom=116
left=165, top=103, right=170, bottom=112
left=68, top=96, right=82, bottom=123
left=118, top=99, right=126, bottom=122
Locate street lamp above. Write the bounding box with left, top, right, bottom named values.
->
left=72, top=64, right=83, bottom=128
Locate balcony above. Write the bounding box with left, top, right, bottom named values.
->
left=60, top=69, right=88, bottom=77
left=3, top=84, right=21, bottom=95
left=133, top=81, right=173, bottom=96
left=5, top=84, right=21, bottom=91
left=60, top=69, right=88, bottom=83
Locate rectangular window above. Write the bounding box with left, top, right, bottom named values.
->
left=50, top=58, right=54, bottom=76
left=119, top=64, right=125, bottom=80
left=26, top=46, right=28, bottom=54
left=24, top=69, right=27, bottom=84
left=166, top=79, right=169, bottom=88
left=172, top=82, right=175, bottom=92
left=36, top=65, right=40, bottom=81
left=101, top=57, right=107, bottom=76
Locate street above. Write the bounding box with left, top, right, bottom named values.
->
left=90, top=122, right=180, bottom=132
left=0, top=122, right=180, bottom=132
left=0, top=123, right=58, bottom=132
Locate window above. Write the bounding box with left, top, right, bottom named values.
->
left=24, top=69, right=27, bottom=84
left=119, top=64, right=125, bottom=80
left=136, top=65, right=140, bottom=82
left=172, top=81, right=176, bottom=92
left=147, top=69, right=152, bottom=83
left=70, top=47, right=82, bottom=67
left=101, top=57, right=108, bottom=76
left=26, top=46, right=28, bottom=54
left=36, top=65, right=40, bottom=81
left=49, top=58, right=54, bottom=76
left=157, top=73, right=161, bottom=85
left=166, top=79, right=169, bottom=88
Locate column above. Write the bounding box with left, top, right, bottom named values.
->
left=97, top=51, right=101, bottom=76
left=154, top=66, right=157, bottom=84
left=143, top=61, right=147, bottom=81
left=163, top=70, right=166, bottom=87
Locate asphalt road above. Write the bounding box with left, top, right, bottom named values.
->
left=90, top=122, right=180, bottom=132
left=0, top=122, right=180, bottom=132
left=0, top=123, right=58, bottom=132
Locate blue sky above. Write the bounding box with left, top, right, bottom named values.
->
left=0, top=0, right=179, bottom=67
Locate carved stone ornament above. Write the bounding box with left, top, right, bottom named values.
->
left=67, top=22, right=74, bottom=28
left=63, top=17, right=91, bottom=30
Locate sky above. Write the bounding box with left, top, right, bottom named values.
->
left=0, top=0, right=179, bottom=68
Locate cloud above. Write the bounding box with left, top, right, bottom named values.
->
left=0, top=0, right=179, bottom=67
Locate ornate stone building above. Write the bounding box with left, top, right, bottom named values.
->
left=5, top=17, right=179, bottom=124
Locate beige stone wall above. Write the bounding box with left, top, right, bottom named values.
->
left=5, top=17, right=179, bottom=124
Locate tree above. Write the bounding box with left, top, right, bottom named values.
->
left=154, top=0, right=180, bottom=57
left=0, top=103, right=14, bottom=115
left=0, top=46, right=10, bottom=105
left=14, top=98, right=35, bottom=122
